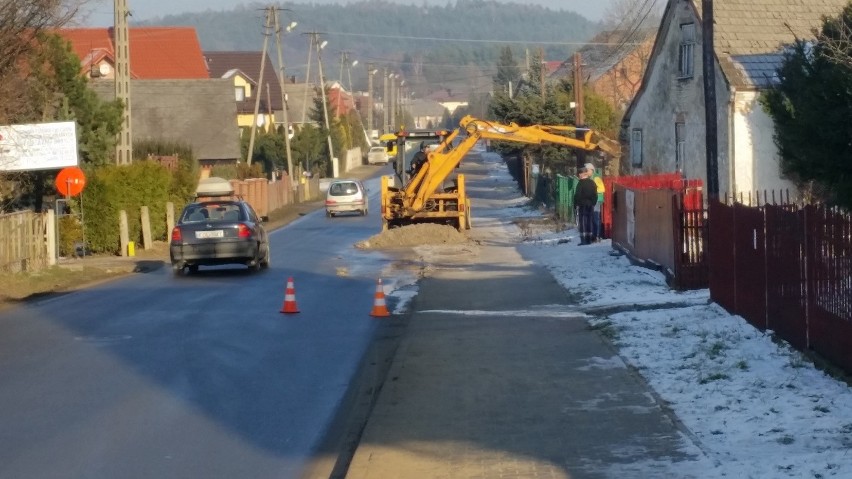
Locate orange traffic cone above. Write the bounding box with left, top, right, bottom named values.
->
left=370, top=278, right=391, bottom=317
left=280, top=277, right=300, bottom=314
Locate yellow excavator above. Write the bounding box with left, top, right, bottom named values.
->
left=380, top=115, right=620, bottom=231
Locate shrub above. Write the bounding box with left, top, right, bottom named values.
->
left=57, top=214, right=83, bottom=257
left=210, top=164, right=238, bottom=179
left=75, top=153, right=197, bottom=255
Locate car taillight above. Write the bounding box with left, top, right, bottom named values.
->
left=325, top=199, right=336, bottom=205
left=238, top=223, right=252, bottom=238
left=171, top=227, right=182, bottom=242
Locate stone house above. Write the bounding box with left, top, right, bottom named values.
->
left=90, top=80, right=241, bottom=170
left=59, top=28, right=240, bottom=167
left=407, top=99, right=446, bottom=130
left=551, top=29, right=656, bottom=113
left=622, top=0, right=848, bottom=198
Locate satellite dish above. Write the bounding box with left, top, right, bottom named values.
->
left=99, top=63, right=111, bottom=76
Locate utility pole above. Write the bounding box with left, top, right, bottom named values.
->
left=247, top=7, right=272, bottom=166
left=272, top=7, right=295, bottom=183
left=702, top=0, right=719, bottom=200
left=300, top=33, right=314, bottom=124
left=573, top=52, right=586, bottom=170
left=382, top=67, right=389, bottom=133
left=389, top=74, right=396, bottom=132
left=367, top=63, right=376, bottom=136
left=539, top=47, right=546, bottom=102
left=114, top=0, right=132, bottom=165
left=344, top=57, right=367, bottom=142
left=336, top=51, right=351, bottom=118
left=397, top=80, right=406, bottom=128
left=307, top=31, right=335, bottom=169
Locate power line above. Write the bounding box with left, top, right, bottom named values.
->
left=325, top=31, right=646, bottom=47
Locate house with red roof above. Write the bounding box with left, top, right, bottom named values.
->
left=58, top=27, right=240, bottom=166
left=59, top=27, right=209, bottom=80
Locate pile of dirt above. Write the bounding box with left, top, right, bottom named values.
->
left=357, top=223, right=469, bottom=249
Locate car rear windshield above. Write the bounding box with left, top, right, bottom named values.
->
left=183, top=203, right=244, bottom=222
left=329, top=182, right=359, bottom=196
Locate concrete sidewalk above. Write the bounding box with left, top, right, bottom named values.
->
left=344, top=153, right=705, bottom=478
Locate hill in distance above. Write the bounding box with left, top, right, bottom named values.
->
left=136, top=1, right=602, bottom=99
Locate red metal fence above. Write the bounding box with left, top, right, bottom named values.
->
left=603, top=173, right=703, bottom=239
left=608, top=174, right=707, bottom=289
left=709, top=199, right=852, bottom=372
left=672, top=193, right=709, bottom=290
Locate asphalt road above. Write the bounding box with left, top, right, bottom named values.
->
left=0, top=167, right=406, bottom=479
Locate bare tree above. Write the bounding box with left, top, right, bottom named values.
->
left=0, top=1, right=84, bottom=121
left=0, top=1, right=88, bottom=211
left=815, top=9, right=852, bottom=71
left=602, top=0, right=664, bottom=34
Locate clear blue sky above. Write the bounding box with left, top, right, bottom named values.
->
left=78, top=0, right=612, bottom=26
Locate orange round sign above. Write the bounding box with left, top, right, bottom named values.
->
left=55, top=166, right=86, bottom=197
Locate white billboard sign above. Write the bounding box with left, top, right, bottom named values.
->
left=0, top=121, right=79, bottom=172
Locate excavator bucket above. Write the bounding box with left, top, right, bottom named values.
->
left=596, top=137, right=622, bottom=157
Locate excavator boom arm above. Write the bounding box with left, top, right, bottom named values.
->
left=396, top=115, right=620, bottom=216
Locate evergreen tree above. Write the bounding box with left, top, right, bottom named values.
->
left=34, top=34, right=123, bottom=167
left=493, top=46, right=521, bottom=93
left=290, top=124, right=325, bottom=175
left=762, top=5, right=852, bottom=207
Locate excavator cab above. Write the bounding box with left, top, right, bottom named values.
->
left=390, top=129, right=453, bottom=185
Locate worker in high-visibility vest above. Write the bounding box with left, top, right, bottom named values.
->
left=586, top=163, right=605, bottom=242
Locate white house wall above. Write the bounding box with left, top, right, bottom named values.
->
left=626, top=0, right=730, bottom=193
left=731, top=91, right=796, bottom=198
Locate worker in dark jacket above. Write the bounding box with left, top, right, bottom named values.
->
left=573, top=165, right=598, bottom=245
left=409, top=142, right=430, bottom=178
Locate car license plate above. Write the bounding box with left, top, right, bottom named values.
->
left=195, top=230, right=224, bottom=239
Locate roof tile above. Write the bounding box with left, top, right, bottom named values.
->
left=692, top=0, right=848, bottom=88
left=59, top=27, right=208, bottom=79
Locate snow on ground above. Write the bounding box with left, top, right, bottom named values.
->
left=521, top=234, right=852, bottom=478
left=515, top=206, right=852, bottom=477
left=381, top=148, right=852, bottom=477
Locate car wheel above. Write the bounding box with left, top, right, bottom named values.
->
left=361, top=208, right=368, bottom=216
left=172, top=262, right=183, bottom=276
left=260, top=245, right=271, bottom=269
left=247, top=245, right=263, bottom=272
left=187, top=264, right=199, bottom=274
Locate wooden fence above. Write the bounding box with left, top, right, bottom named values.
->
left=0, top=210, right=50, bottom=273
left=226, top=174, right=319, bottom=219
left=709, top=199, right=852, bottom=372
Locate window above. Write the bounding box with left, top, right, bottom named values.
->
left=631, top=129, right=643, bottom=167
left=675, top=121, right=686, bottom=173
left=235, top=86, right=246, bottom=102
left=679, top=23, right=696, bottom=78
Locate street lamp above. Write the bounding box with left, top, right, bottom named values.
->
left=337, top=53, right=358, bottom=118
left=272, top=10, right=297, bottom=182
left=315, top=38, right=335, bottom=174
left=367, top=66, right=378, bottom=136
left=388, top=73, right=400, bottom=132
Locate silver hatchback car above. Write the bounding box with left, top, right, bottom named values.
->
left=325, top=179, right=368, bottom=217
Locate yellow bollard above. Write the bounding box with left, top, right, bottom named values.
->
left=128, top=241, right=136, bottom=257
